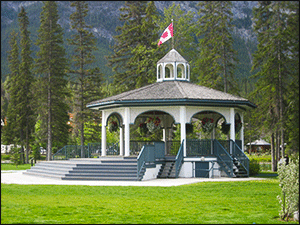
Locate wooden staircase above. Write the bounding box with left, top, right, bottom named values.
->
left=23, top=157, right=142, bottom=181
left=157, top=156, right=176, bottom=178
left=232, top=157, right=248, bottom=178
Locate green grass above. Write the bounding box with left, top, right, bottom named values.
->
left=1, top=180, right=298, bottom=224
left=1, top=163, right=33, bottom=170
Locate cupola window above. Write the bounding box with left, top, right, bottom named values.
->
left=156, top=49, right=190, bottom=82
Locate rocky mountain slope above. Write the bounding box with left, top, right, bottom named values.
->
left=1, top=1, right=258, bottom=81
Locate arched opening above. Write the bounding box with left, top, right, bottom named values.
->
left=132, top=110, right=177, bottom=156
left=157, top=64, right=163, bottom=80
left=165, top=64, right=174, bottom=79
left=104, top=112, right=124, bottom=155
left=177, top=64, right=185, bottom=79
left=186, top=110, right=229, bottom=156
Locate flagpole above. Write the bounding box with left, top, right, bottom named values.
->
left=172, top=18, right=174, bottom=49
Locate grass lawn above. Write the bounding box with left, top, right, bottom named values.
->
left=1, top=179, right=298, bottom=224
left=1, top=163, right=33, bottom=171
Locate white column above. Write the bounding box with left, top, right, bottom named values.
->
left=230, top=108, right=235, bottom=155
left=119, top=125, right=124, bottom=156
left=180, top=106, right=187, bottom=157
left=124, top=107, right=130, bottom=157
left=101, top=110, right=106, bottom=156
left=240, top=113, right=244, bottom=152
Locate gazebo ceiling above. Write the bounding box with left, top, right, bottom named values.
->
left=87, top=80, right=256, bottom=110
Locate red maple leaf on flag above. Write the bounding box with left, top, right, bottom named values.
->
left=161, top=31, right=169, bottom=39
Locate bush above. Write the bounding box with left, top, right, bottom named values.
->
left=1, top=154, right=11, bottom=160
left=277, top=155, right=299, bottom=221
left=9, top=146, right=23, bottom=168
left=249, top=159, right=260, bottom=176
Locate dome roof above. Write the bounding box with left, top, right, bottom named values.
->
left=157, top=49, right=188, bottom=64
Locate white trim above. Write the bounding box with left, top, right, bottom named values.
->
left=124, top=107, right=130, bottom=156
left=101, top=111, right=106, bottom=156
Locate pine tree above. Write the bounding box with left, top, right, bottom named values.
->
left=194, top=1, right=238, bottom=94
left=17, top=7, right=35, bottom=163
left=107, top=1, right=149, bottom=94
left=250, top=1, right=278, bottom=170
left=67, top=1, right=104, bottom=157
left=285, top=1, right=299, bottom=153
left=35, top=1, right=70, bottom=161
left=2, top=31, right=20, bottom=146
left=251, top=1, right=296, bottom=161
left=128, top=1, right=161, bottom=87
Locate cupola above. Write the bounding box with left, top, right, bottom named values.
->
left=157, top=49, right=190, bottom=82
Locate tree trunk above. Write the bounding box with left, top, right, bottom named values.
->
left=25, top=121, right=29, bottom=164
left=271, top=132, right=276, bottom=171
left=47, top=75, right=52, bottom=161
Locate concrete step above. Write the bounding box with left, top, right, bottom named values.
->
left=24, top=158, right=140, bottom=181
left=62, top=176, right=138, bottom=181
left=23, top=171, right=64, bottom=179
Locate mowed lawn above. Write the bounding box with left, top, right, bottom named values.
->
left=1, top=179, right=298, bottom=224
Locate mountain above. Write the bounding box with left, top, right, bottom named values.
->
left=1, top=1, right=258, bottom=83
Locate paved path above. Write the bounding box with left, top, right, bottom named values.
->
left=1, top=170, right=266, bottom=187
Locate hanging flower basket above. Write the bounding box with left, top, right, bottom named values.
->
left=108, top=120, right=118, bottom=132
left=186, top=123, right=193, bottom=134
left=138, top=123, right=148, bottom=135
left=146, top=117, right=161, bottom=133
left=235, top=119, right=242, bottom=133
left=221, top=121, right=230, bottom=135
left=201, top=117, right=214, bottom=133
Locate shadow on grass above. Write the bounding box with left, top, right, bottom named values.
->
left=253, top=171, right=278, bottom=179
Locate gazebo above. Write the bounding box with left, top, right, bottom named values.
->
left=246, top=139, right=271, bottom=154
left=87, top=49, right=256, bottom=179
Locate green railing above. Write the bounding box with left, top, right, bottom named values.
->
left=175, top=140, right=184, bottom=178
left=137, top=142, right=165, bottom=181
left=130, top=140, right=157, bottom=155
left=213, top=140, right=234, bottom=177
left=53, top=142, right=119, bottom=160
left=186, top=139, right=214, bottom=156
left=166, top=140, right=181, bottom=155
left=87, top=143, right=101, bottom=158
left=231, top=140, right=249, bottom=176
left=52, top=145, right=88, bottom=160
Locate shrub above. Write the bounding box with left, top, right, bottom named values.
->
left=277, top=155, right=299, bottom=221
left=249, top=159, right=260, bottom=176
left=9, top=146, right=23, bottom=168
left=1, top=154, right=11, bottom=160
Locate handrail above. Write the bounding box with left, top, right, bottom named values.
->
left=137, top=142, right=165, bottom=181
left=137, top=146, right=146, bottom=181
left=231, top=140, right=249, bottom=176
left=214, top=139, right=233, bottom=177
left=175, top=140, right=184, bottom=178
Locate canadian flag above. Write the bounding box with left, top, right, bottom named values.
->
left=158, top=23, right=173, bottom=46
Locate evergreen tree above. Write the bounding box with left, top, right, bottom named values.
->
left=250, top=1, right=278, bottom=170
left=285, top=1, right=299, bottom=154
left=2, top=32, right=20, bottom=146
left=35, top=1, right=70, bottom=161
left=194, top=1, right=238, bottom=94
left=251, top=1, right=297, bottom=161
left=129, top=1, right=161, bottom=87
left=67, top=1, right=104, bottom=157
left=107, top=1, right=149, bottom=94
left=17, top=7, right=35, bottom=163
